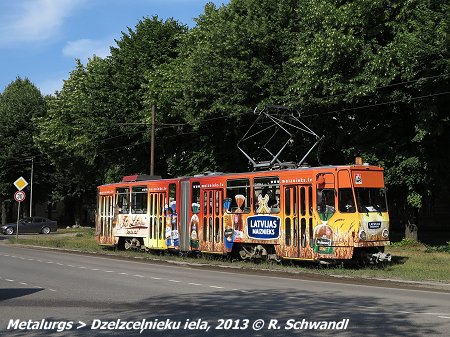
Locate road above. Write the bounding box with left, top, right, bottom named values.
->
left=0, top=244, right=449, bottom=336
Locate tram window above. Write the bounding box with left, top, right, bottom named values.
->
left=192, top=182, right=200, bottom=213
left=215, top=217, right=220, bottom=243
left=285, top=218, right=291, bottom=246
left=309, top=218, right=314, bottom=248
left=226, top=179, right=251, bottom=213
left=253, top=177, right=280, bottom=214
left=355, top=188, right=388, bottom=213
left=131, top=186, right=148, bottom=214
left=317, top=188, right=336, bottom=221
left=215, top=191, right=220, bottom=215
left=301, top=218, right=307, bottom=247
left=300, top=187, right=306, bottom=216
left=338, top=188, right=356, bottom=213
left=285, top=188, right=291, bottom=215
left=169, top=183, right=176, bottom=214
left=293, top=218, right=298, bottom=247
left=203, top=217, right=207, bottom=241
left=209, top=217, right=213, bottom=242
left=203, top=191, right=208, bottom=215
left=116, top=188, right=130, bottom=214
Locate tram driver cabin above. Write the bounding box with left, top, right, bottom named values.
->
left=96, top=159, right=391, bottom=264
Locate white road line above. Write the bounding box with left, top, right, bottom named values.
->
left=438, top=316, right=450, bottom=319
left=91, top=269, right=100, bottom=271
left=105, top=270, right=114, bottom=273
left=48, top=289, right=57, bottom=292
left=20, top=282, right=28, bottom=286
left=5, top=279, right=14, bottom=282
left=78, top=266, right=86, bottom=269
left=209, top=286, right=224, bottom=289
left=28, top=259, right=34, bottom=261
left=151, top=277, right=161, bottom=280
left=120, top=273, right=128, bottom=275
left=168, top=280, right=181, bottom=283
left=47, top=261, right=54, bottom=264
left=134, top=275, right=145, bottom=278
left=189, top=283, right=203, bottom=286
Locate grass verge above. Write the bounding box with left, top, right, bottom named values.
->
left=5, top=229, right=450, bottom=284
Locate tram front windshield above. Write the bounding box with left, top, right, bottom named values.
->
left=354, top=188, right=388, bottom=213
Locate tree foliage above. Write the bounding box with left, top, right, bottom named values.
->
left=1, top=0, right=449, bottom=226
left=0, top=78, right=46, bottom=224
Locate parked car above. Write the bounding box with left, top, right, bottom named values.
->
left=1, top=217, right=58, bottom=235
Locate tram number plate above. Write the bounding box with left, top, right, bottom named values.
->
left=368, top=221, right=382, bottom=229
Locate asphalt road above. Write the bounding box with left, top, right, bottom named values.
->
left=0, top=244, right=449, bottom=337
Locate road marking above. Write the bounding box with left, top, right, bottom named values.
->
left=5, top=279, right=14, bottom=282
left=134, top=275, right=145, bottom=278
left=120, top=273, right=129, bottom=275
left=168, top=280, right=181, bottom=283
left=28, top=259, right=35, bottom=261
left=47, top=261, right=54, bottom=264
left=20, top=282, right=28, bottom=286
left=151, top=277, right=161, bottom=280
left=48, top=289, right=57, bottom=292
left=105, top=270, right=114, bottom=273
left=67, top=264, right=74, bottom=267
left=438, top=316, right=450, bottom=319
left=91, top=269, right=100, bottom=271
left=209, top=286, right=224, bottom=289
left=189, top=283, right=203, bottom=286
left=78, top=266, right=87, bottom=269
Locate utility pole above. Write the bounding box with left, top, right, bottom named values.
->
left=150, top=105, right=155, bottom=176
left=28, top=157, right=34, bottom=217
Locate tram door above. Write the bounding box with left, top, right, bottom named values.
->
left=202, top=189, right=223, bottom=252
left=98, top=194, right=114, bottom=245
left=283, top=185, right=314, bottom=258
left=148, top=192, right=166, bottom=249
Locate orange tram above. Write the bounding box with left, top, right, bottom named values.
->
left=96, top=160, right=391, bottom=264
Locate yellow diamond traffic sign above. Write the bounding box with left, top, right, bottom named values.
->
left=14, top=176, right=28, bottom=191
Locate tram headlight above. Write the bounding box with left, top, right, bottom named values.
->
left=382, top=228, right=389, bottom=239
left=359, top=230, right=367, bottom=241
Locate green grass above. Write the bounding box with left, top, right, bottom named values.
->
left=6, top=229, right=450, bottom=284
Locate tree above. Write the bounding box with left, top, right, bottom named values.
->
left=285, top=0, right=450, bottom=227
left=0, top=78, right=46, bottom=225
left=145, top=0, right=304, bottom=175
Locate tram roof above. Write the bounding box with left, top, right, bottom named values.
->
left=98, top=163, right=383, bottom=188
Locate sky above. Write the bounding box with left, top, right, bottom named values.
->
left=0, top=0, right=229, bottom=96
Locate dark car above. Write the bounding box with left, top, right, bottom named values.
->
left=1, top=217, right=58, bottom=235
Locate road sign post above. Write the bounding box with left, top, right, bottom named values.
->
left=14, top=190, right=26, bottom=241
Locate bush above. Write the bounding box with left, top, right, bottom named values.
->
left=425, top=242, right=450, bottom=254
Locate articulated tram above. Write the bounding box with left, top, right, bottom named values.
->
left=96, top=160, right=391, bottom=263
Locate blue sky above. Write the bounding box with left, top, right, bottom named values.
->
left=0, top=0, right=229, bottom=96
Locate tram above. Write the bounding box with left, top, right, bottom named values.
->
left=96, top=160, right=391, bottom=263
